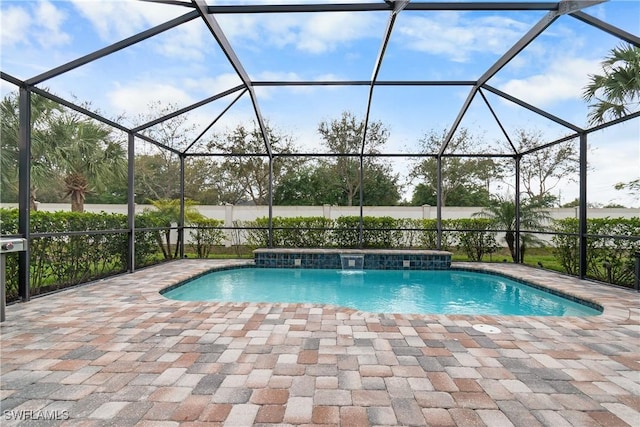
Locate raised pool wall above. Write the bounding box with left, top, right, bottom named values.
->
left=253, top=248, right=452, bottom=270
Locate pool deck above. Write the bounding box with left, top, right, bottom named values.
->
left=1, top=260, right=638, bottom=426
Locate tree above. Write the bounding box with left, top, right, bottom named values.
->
left=274, top=161, right=401, bottom=206
left=513, top=129, right=579, bottom=207
left=410, top=182, right=491, bottom=206
left=315, top=111, right=400, bottom=206
left=475, top=195, right=552, bottom=262
left=207, top=122, right=300, bottom=204
left=49, top=115, right=126, bottom=212
left=583, top=43, right=640, bottom=125
left=144, top=199, right=204, bottom=259
left=132, top=101, right=196, bottom=201
left=183, top=157, right=224, bottom=205
left=410, top=128, right=501, bottom=207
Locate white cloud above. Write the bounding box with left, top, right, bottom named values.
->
left=297, top=12, right=379, bottom=54
left=498, top=57, right=600, bottom=107
left=71, top=0, right=206, bottom=61
left=183, top=74, right=244, bottom=96
left=0, top=1, right=69, bottom=49
left=70, top=0, right=175, bottom=41
left=108, top=82, right=194, bottom=117
left=153, top=20, right=207, bottom=61
left=217, top=11, right=380, bottom=55
left=397, top=13, right=531, bottom=62
left=34, top=1, right=71, bottom=47
left=1, top=6, right=31, bottom=47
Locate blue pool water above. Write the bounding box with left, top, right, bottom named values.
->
left=162, top=268, right=601, bottom=316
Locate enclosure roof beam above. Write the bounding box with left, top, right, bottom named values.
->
left=140, top=0, right=194, bottom=7
left=478, top=88, right=518, bottom=155
left=0, top=72, right=24, bottom=87
left=253, top=80, right=476, bottom=86
left=570, top=11, right=640, bottom=47
left=475, top=0, right=605, bottom=86
left=28, top=86, right=131, bottom=134
left=132, top=132, right=182, bottom=155
left=131, top=84, right=245, bottom=133
left=206, top=2, right=559, bottom=14
left=29, top=86, right=180, bottom=154
left=439, top=7, right=558, bottom=156
left=483, top=84, right=584, bottom=132
left=437, top=88, right=477, bottom=156
left=361, top=0, right=408, bottom=156
left=438, top=0, right=604, bottom=155
left=185, top=151, right=516, bottom=158
left=585, top=110, right=640, bottom=134
left=183, top=88, right=248, bottom=155
left=477, top=8, right=560, bottom=88
left=192, top=0, right=273, bottom=158
left=25, top=10, right=199, bottom=86
left=520, top=132, right=580, bottom=156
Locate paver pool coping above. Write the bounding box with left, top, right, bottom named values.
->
left=1, top=259, right=638, bottom=426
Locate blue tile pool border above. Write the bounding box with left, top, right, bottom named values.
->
left=253, top=248, right=452, bottom=270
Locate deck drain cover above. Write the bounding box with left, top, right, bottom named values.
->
left=472, top=324, right=501, bottom=334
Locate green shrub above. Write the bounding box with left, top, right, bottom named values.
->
left=395, top=218, right=423, bottom=248
left=551, top=218, right=580, bottom=275
left=245, top=216, right=337, bottom=248
left=452, top=218, right=499, bottom=261
left=243, top=217, right=269, bottom=247
left=552, top=217, right=640, bottom=287
left=0, top=208, right=160, bottom=301
left=419, top=219, right=455, bottom=250
left=189, top=218, right=225, bottom=258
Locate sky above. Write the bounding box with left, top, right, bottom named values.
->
left=1, top=0, right=639, bottom=207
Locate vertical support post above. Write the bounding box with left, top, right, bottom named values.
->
left=359, top=155, right=365, bottom=249
left=127, top=132, right=135, bottom=272
left=436, top=155, right=442, bottom=250
left=1, top=253, right=6, bottom=322
left=268, top=157, right=274, bottom=248
left=179, top=155, right=185, bottom=259
left=514, top=156, right=521, bottom=264
left=18, top=87, right=31, bottom=302
left=634, top=252, right=639, bottom=292
left=579, top=132, right=588, bottom=279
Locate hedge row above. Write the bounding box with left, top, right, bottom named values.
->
left=0, top=209, right=224, bottom=301
left=244, top=216, right=499, bottom=261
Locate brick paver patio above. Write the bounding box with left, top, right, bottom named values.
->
left=1, top=260, right=638, bottom=426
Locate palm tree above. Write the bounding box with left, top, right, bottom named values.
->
left=145, top=199, right=205, bottom=259
left=475, top=196, right=552, bottom=262
left=583, top=43, right=640, bottom=125
left=50, top=116, right=126, bottom=212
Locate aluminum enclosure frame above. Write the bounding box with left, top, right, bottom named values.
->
left=1, top=0, right=639, bottom=301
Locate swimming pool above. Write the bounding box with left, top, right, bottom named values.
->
left=161, top=268, right=601, bottom=316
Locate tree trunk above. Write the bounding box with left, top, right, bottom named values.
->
left=30, top=188, right=38, bottom=211
left=70, top=191, right=84, bottom=213
left=505, top=231, right=516, bottom=262
left=64, top=173, right=88, bottom=213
